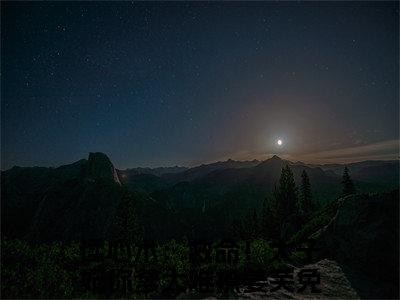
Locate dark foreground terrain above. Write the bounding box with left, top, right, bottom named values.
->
left=1, top=153, right=398, bottom=299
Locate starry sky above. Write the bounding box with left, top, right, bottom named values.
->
left=2, top=1, right=399, bottom=169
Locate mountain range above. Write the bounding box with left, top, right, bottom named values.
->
left=1, top=152, right=398, bottom=242
left=1, top=152, right=399, bottom=299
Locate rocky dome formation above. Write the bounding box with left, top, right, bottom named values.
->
left=83, top=152, right=121, bottom=184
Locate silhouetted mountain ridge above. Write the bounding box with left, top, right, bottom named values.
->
left=161, top=158, right=261, bottom=183
left=2, top=152, right=398, bottom=242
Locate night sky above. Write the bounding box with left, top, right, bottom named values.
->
left=2, top=1, right=399, bottom=169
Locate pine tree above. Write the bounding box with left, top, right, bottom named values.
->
left=275, top=165, right=298, bottom=226
left=342, top=166, right=356, bottom=196
left=300, top=170, right=312, bottom=215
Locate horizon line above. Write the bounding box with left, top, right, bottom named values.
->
left=2, top=153, right=399, bottom=172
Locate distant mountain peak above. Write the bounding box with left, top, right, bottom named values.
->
left=256, top=154, right=285, bottom=168
left=270, top=155, right=282, bottom=160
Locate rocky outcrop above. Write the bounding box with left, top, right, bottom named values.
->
left=237, top=259, right=359, bottom=299
left=312, top=190, right=399, bottom=299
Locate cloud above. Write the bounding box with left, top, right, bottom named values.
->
left=296, top=139, right=399, bottom=163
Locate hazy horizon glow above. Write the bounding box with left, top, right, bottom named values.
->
left=2, top=2, right=399, bottom=169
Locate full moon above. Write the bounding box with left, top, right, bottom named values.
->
left=277, top=139, right=283, bottom=146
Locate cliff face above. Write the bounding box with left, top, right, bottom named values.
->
left=83, top=152, right=121, bottom=184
